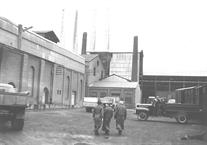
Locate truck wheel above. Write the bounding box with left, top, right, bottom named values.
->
left=88, top=108, right=93, bottom=113
left=176, top=113, right=188, bottom=124
left=86, top=108, right=89, bottom=112
left=137, top=111, right=148, bottom=121
left=86, top=108, right=93, bottom=112
left=12, top=119, right=24, bottom=131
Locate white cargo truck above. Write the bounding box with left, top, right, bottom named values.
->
left=83, top=96, right=120, bottom=112
left=83, top=97, right=98, bottom=112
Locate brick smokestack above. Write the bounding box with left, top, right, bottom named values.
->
left=139, top=50, right=144, bottom=77
left=81, top=32, right=87, bottom=55
left=131, top=36, right=138, bottom=82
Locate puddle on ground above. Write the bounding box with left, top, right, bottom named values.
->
left=71, top=135, right=94, bottom=140
left=74, top=143, right=91, bottom=145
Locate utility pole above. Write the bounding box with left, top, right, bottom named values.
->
left=17, top=24, right=23, bottom=50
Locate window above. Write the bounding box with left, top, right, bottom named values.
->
left=80, top=80, right=83, bottom=100
left=57, top=90, right=62, bottom=95
left=101, top=71, right=104, bottom=79
left=111, top=93, right=120, bottom=97
left=93, top=67, right=96, bottom=76
left=66, top=76, right=70, bottom=99
left=97, top=60, right=99, bottom=66
left=125, top=97, right=132, bottom=104
left=56, top=66, right=63, bottom=75
left=28, top=66, right=35, bottom=96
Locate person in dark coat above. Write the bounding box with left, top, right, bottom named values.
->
left=114, top=101, right=127, bottom=135
left=92, top=99, right=103, bottom=135
left=102, top=103, right=114, bottom=135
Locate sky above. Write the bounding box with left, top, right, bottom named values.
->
left=1, top=0, right=207, bottom=76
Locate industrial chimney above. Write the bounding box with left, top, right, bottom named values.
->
left=139, top=50, right=144, bottom=77
left=81, top=32, right=87, bottom=55
left=131, top=36, right=138, bottom=82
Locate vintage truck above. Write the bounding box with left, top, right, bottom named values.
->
left=0, top=83, right=33, bottom=130
left=83, top=97, right=98, bottom=112
left=83, top=96, right=119, bottom=112
left=136, top=86, right=207, bottom=124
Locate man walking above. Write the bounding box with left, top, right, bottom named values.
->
left=114, top=100, right=127, bottom=135
left=102, top=103, right=113, bottom=135
left=92, top=99, right=103, bottom=135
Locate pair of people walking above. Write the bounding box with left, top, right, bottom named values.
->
left=92, top=99, right=127, bottom=136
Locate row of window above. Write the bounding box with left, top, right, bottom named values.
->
left=89, top=92, right=132, bottom=103
left=93, top=67, right=104, bottom=79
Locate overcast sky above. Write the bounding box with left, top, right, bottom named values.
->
left=1, top=0, right=207, bottom=76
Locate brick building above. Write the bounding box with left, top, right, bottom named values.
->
left=82, top=54, right=106, bottom=97
left=0, top=17, right=85, bottom=108
left=89, top=74, right=141, bottom=108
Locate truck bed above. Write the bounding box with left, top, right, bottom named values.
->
left=0, top=91, right=34, bottom=106
left=164, top=103, right=202, bottom=113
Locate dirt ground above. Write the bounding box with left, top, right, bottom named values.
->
left=0, top=108, right=207, bottom=145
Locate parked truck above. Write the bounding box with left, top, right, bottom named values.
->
left=136, top=86, right=207, bottom=124
left=83, top=97, right=98, bottom=112
left=83, top=96, right=119, bottom=112
left=0, top=83, right=33, bottom=130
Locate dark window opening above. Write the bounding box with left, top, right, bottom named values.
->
left=93, top=67, right=96, bottom=76
left=101, top=71, right=104, bottom=79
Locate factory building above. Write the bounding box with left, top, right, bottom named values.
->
left=89, top=74, right=141, bottom=108
left=140, top=75, right=207, bottom=103
left=0, top=17, right=85, bottom=109
left=81, top=34, right=141, bottom=108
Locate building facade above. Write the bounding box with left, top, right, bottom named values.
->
left=82, top=54, right=105, bottom=97
left=88, top=74, right=141, bottom=108
left=0, top=17, right=85, bottom=108
left=140, top=75, right=207, bottom=103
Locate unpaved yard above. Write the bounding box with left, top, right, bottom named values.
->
left=0, top=108, right=207, bottom=145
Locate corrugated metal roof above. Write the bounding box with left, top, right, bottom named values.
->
left=89, top=74, right=138, bottom=88
left=175, top=86, right=202, bottom=91
left=82, top=54, right=98, bottom=62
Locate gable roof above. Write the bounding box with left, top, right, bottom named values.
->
left=82, top=54, right=99, bottom=62
left=34, top=30, right=60, bottom=43
left=101, top=74, right=131, bottom=82
left=89, top=74, right=138, bottom=88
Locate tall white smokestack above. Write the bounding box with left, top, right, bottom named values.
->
left=73, top=10, right=78, bottom=53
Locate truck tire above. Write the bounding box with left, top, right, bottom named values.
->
left=86, top=108, right=89, bottom=112
left=12, top=119, right=24, bottom=131
left=137, top=111, right=149, bottom=121
left=176, top=113, right=188, bottom=124
left=86, top=107, right=93, bottom=112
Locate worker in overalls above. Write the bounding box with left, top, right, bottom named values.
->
left=114, top=101, right=127, bottom=135
left=92, top=99, right=103, bottom=135
left=102, top=103, right=113, bottom=135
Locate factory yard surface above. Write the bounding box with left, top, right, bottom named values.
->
left=0, top=108, right=207, bottom=145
